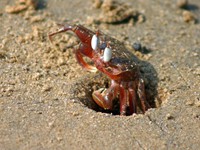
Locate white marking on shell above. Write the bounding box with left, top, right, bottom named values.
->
left=103, top=47, right=112, bottom=62
left=91, top=34, right=99, bottom=51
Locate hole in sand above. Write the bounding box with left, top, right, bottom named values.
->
left=72, top=70, right=159, bottom=116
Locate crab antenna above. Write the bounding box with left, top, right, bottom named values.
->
left=48, top=24, right=73, bottom=42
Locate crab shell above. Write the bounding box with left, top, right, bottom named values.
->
left=90, top=29, right=140, bottom=82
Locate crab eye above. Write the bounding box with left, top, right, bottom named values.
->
left=91, top=34, right=99, bottom=51
left=103, top=46, right=112, bottom=62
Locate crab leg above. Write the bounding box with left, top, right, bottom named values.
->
left=49, top=24, right=73, bottom=42
left=137, top=78, right=150, bottom=113
left=128, top=85, right=137, bottom=114
left=119, top=83, right=129, bottom=115
left=75, top=49, right=97, bottom=72
left=92, top=80, right=119, bottom=110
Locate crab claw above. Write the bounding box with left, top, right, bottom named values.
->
left=92, top=80, right=119, bottom=110
left=92, top=88, right=113, bottom=110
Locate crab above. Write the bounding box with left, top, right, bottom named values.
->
left=49, top=24, right=150, bottom=115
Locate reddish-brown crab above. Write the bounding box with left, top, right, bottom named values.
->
left=49, top=24, right=150, bottom=115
